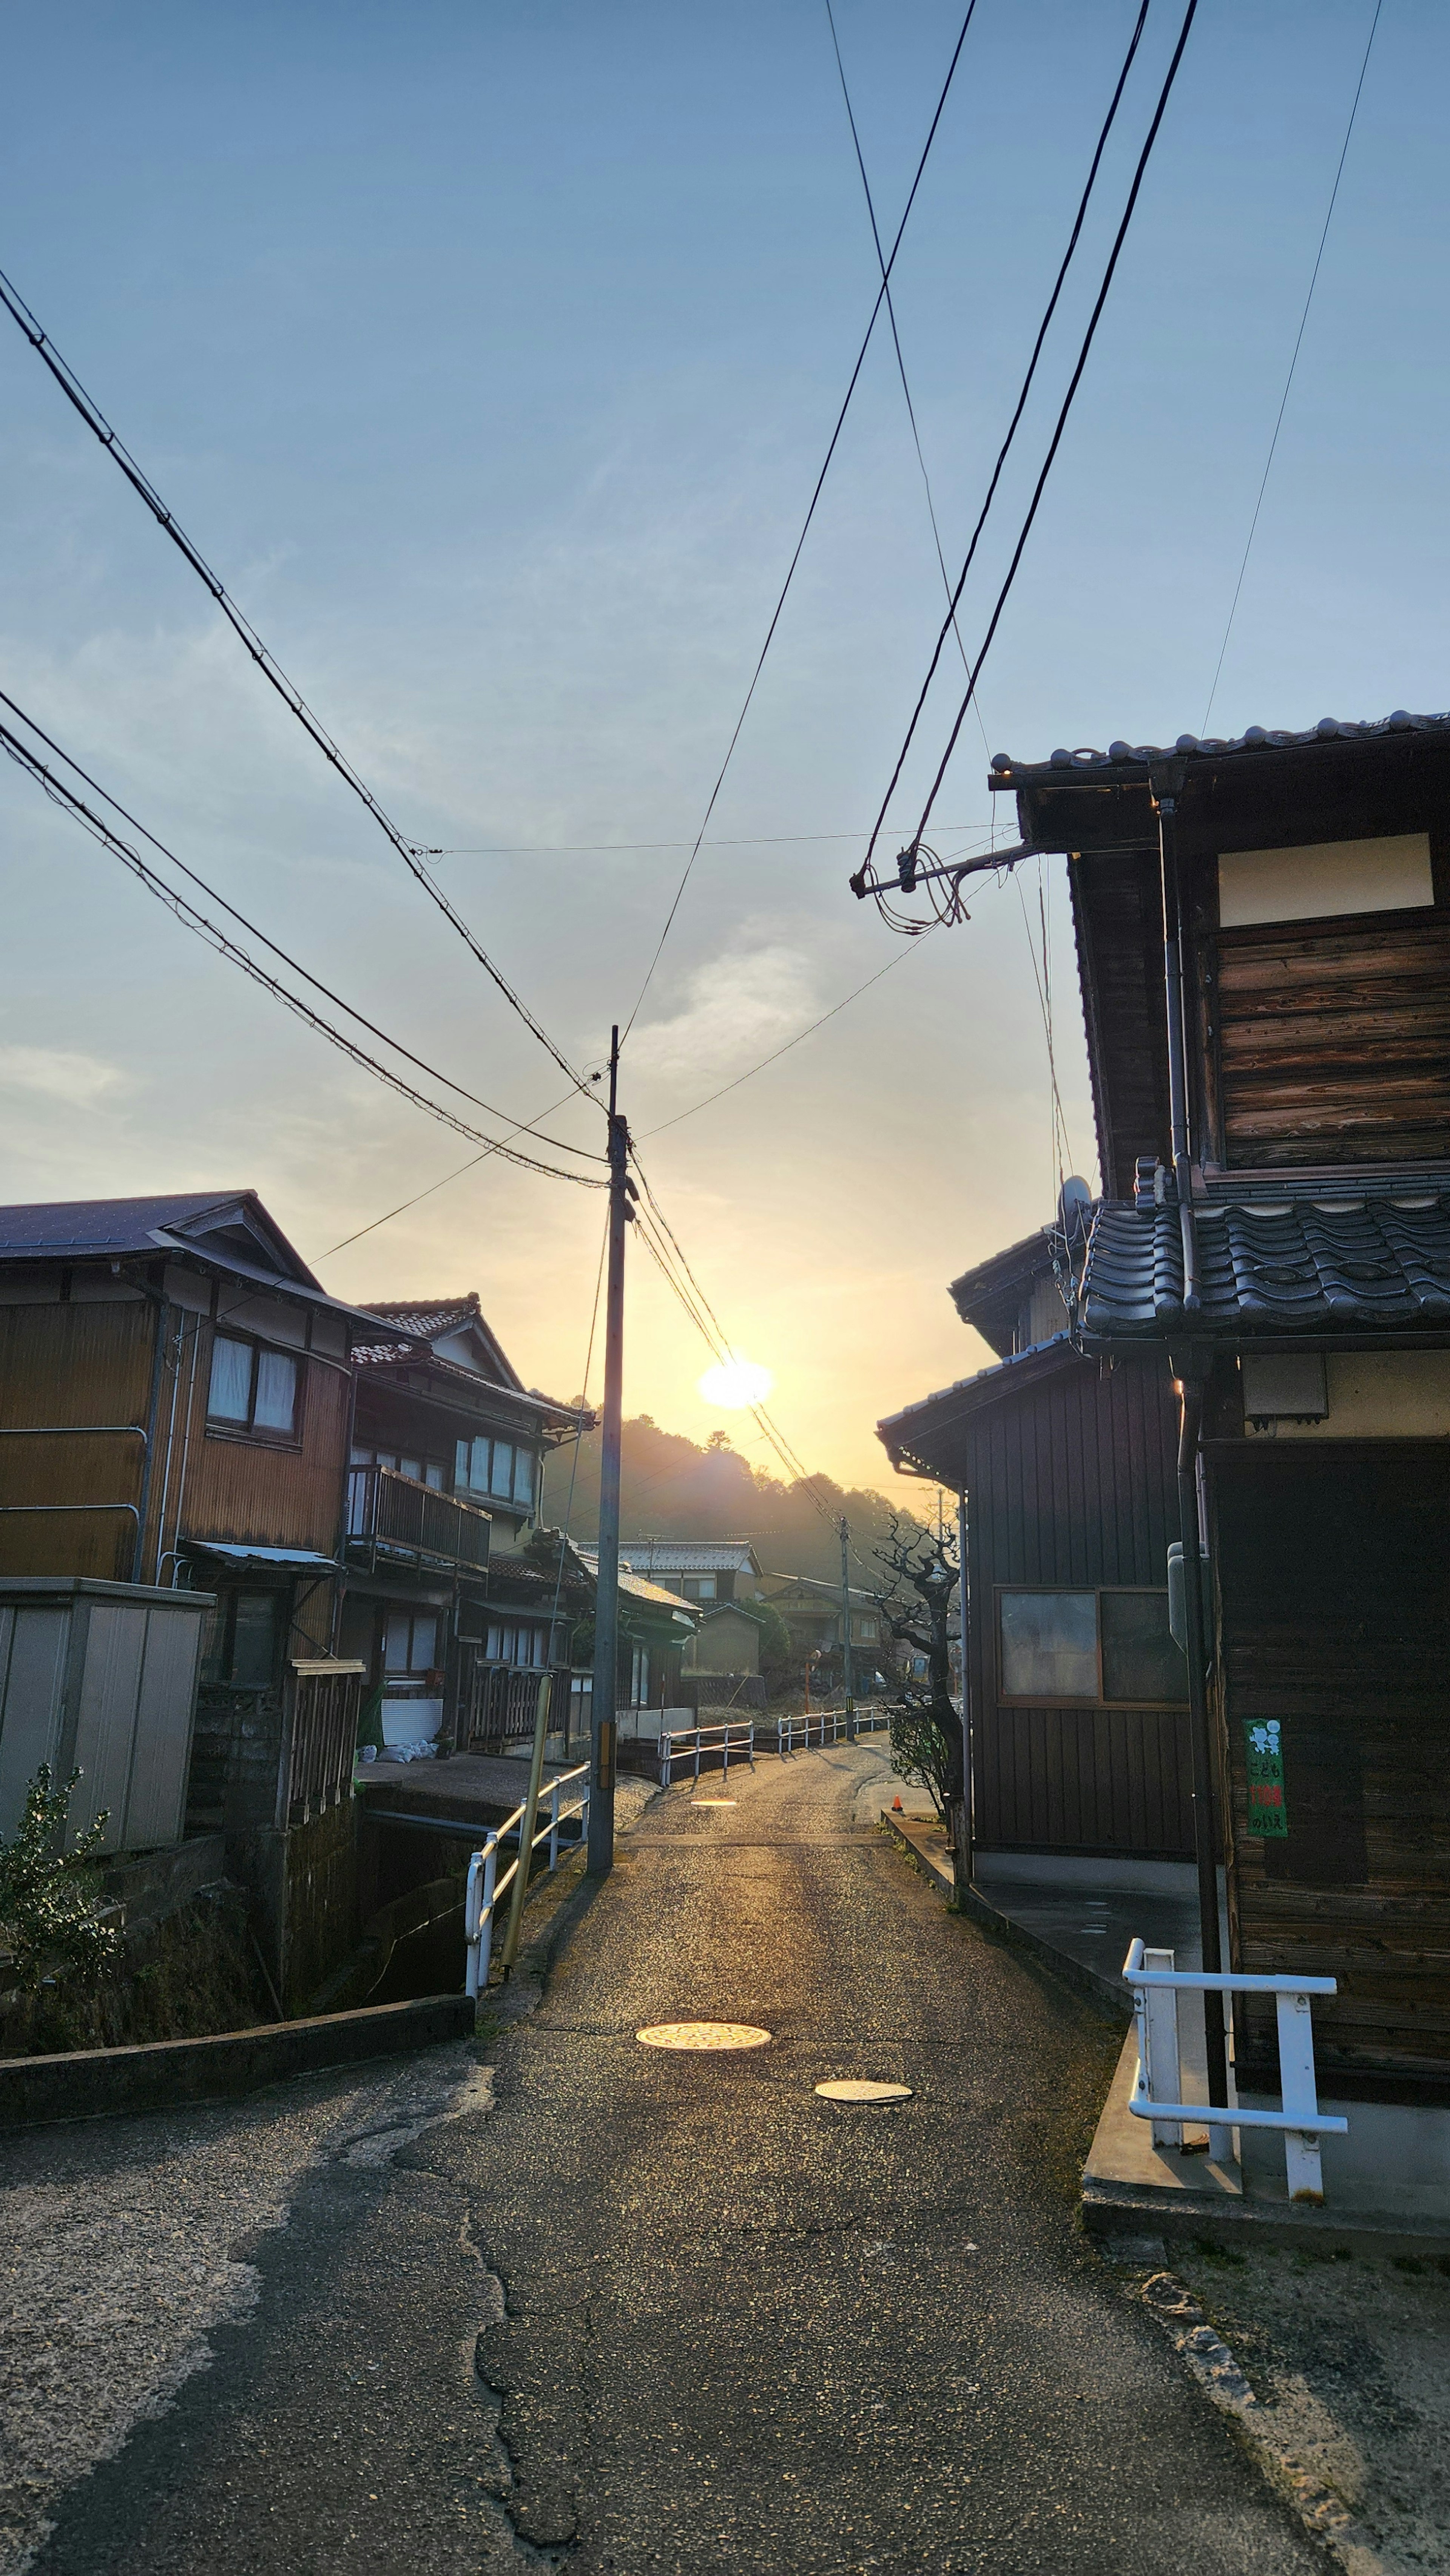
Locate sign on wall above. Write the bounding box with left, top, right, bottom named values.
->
left=1244, top=1718, right=1289, bottom=1838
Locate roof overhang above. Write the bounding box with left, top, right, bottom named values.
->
left=877, top=1336, right=1085, bottom=1482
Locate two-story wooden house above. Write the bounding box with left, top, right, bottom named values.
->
left=992, top=708, right=1450, bottom=2214
left=0, top=1191, right=381, bottom=2001
left=342, top=1293, right=591, bottom=1754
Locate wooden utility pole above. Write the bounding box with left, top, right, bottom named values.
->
left=839, top=1517, right=856, bottom=1742
left=587, top=1027, right=629, bottom=1877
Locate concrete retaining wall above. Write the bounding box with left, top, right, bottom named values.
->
left=0, top=1991, right=475, bottom=2129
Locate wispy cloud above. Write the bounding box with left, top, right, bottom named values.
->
left=0, top=1045, right=129, bottom=1108
left=628, top=943, right=818, bottom=1085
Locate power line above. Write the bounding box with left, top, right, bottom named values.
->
left=0, top=714, right=606, bottom=1189
left=1200, top=0, right=1383, bottom=735
left=431, top=822, right=984, bottom=856
left=0, top=691, right=605, bottom=1167
left=617, top=0, right=984, bottom=1044
left=313, top=1081, right=590, bottom=1260
left=639, top=939, right=926, bottom=1139
left=0, top=264, right=595, bottom=1104
left=870, top=0, right=1199, bottom=887
left=856, top=0, right=1154, bottom=890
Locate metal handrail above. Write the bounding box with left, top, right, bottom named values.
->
left=464, top=1761, right=591, bottom=1997
left=1122, top=1935, right=1348, bottom=2201
left=659, top=1719, right=755, bottom=1787
left=777, top=1706, right=890, bottom=1755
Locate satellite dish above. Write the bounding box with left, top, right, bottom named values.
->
left=1058, top=1175, right=1092, bottom=1236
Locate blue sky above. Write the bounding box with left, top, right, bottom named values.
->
left=1, top=0, right=1442, bottom=1491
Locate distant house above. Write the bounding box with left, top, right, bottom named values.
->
left=879, top=1224, right=1192, bottom=1877
left=685, top=1602, right=763, bottom=1679
left=761, top=1573, right=883, bottom=1672
left=605, top=1538, right=762, bottom=1607
left=343, top=1292, right=589, bottom=1755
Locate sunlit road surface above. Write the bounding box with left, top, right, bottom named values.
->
left=28, top=1750, right=1319, bottom=2575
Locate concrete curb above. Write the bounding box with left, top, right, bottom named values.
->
left=0, top=1993, right=476, bottom=2130
left=1084, top=2175, right=1450, bottom=2263
left=881, top=1813, right=1132, bottom=2026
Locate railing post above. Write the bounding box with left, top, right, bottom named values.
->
left=747, top=1721, right=754, bottom=1769
left=466, top=1831, right=500, bottom=1998
left=1142, top=1946, right=1184, bottom=2149
left=723, top=1723, right=730, bottom=1781
left=1276, top=1989, right=1327, bottom=2202
left=548, top=1779, right=561, bottom=1871
left=694, top=1729, right=702, bottom=1784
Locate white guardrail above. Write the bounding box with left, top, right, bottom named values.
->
left=1123, top=1935, right=1348, bottom=2201
left=660, top=1719, right=756, bottom=1786
left=776, top=1707, right=890, bottom=1754
left=464, top=1763, right=591, bottom=1998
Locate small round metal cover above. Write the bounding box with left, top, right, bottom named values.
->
left=815, top=2078, right=913, bottom=2105
left=691, top=1797, right=737, bottom=1807
left=637, top=2022, right=771, bottom=2051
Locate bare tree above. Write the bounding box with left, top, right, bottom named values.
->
left=872, top=1514, right=963, bottom=1837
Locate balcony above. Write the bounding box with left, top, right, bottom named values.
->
left=345, top=1464, right=491, bottom=1573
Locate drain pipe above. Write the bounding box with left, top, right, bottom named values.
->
left=1151, top=764, right=1200, bottom=1313
left=1173, top=1357, right=1229, bottom=2130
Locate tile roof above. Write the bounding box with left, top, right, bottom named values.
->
left=1080, top=1195, right=1450, bottom=1341
left=577, top=1540, right=762, bottom=1575
left=364, top=1297, right=479, bottom=1337
left=0, top=1191, right=253, bottom=1253
left=988, top=707, right=1450, bottom=784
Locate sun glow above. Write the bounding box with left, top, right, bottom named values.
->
left=697, top=1351, right=774, bottom=1410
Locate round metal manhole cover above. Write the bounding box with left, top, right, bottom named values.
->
left=815, top=2079, right=913, bottom=2105
left=637, top=2022, right=771, bottom=2051
left=690, top=1798, right=737, bottom=1807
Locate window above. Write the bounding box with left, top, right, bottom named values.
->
left=353, top=1446, right=448, bottom=1489
left=384, top=1611, right=440, bottom=1675
left=512, top=1448, right=535, bottom=1508
left=997, top=1588, right=1187, bottom=1706
left=454, top=1434, right=535, bottom=1508
left=202, top=1588, right=282, bottom=1688
left=490, top=1441, right=514, bottom=1499
left=483, top=1620, right=545, bottom=1667
left=680, top=1574, right=716, bottom=1602
left=207, top=1333, right=299, bottom=1439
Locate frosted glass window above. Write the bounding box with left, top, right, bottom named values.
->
left=425, top=1461, right=444, bottom=1491
left=490, top=1442, right=514, bottom=1498
left=1100, top=1591, right=1186, bottom=1703
left=999, top=1591, right=1098, bottom=1699
left=253, top=1350, right=298, bottom=1433
left=399, top=1455, right=422, bottom=1484
left=512, top=1449, right=535, bottom=1507
left=470, top=1436, right=490, bottom=1493
left=207, top=1335, right=251, bottom=1423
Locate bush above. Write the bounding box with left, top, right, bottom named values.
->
left=0, top=1766, right=121, bottom=1993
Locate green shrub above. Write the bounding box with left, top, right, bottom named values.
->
left=0, top=1766, right=122, bottom=1992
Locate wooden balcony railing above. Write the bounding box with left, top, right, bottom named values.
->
left=345, top=1464, right=491, bottom=1573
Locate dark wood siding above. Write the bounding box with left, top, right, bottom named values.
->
left=1212, top=1443, right=1450, bottom=2093
left=174, top=1320, right=351, bottom=1560
left=1070, top=846, right=1171, bottom=1198
left=0, top=1296, right=156, bottom=1580
left=965, top=1347, right=1193, bottom=1857
left=1213, top=914, right=1450, bottom=1168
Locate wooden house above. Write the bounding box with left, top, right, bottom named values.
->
left=0, top=1191, right=378, bottom=2001
left=878, top=1227, right=1194, bottom=1879
left=991, top=708, right=1450, bottom=2203
left=342, top=1293, right=589, bottom=1754
left=759, top=1573, right=886, bottom=1693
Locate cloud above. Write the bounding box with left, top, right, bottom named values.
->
left=0, top=1046, right=129, bottom=1109
left=628, top=943, right=817, bottom=1085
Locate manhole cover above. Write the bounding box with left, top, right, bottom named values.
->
left=815, top=2079, right=913, bottom=2105
left=637, top=2022, right=771, bottom=2051
left=691, top=1798, right=737, bottom=1807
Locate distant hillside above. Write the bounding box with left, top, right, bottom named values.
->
left=538, top=1414, right=924, bottom=1589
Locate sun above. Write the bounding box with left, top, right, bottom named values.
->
left=697, top=1352, right=774, bottom=1410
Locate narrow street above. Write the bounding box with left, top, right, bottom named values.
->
left=25, top=1748, right=1319, bottom=2575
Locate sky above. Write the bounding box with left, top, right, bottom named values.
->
left=1, top=0, right=1445, bottom=1501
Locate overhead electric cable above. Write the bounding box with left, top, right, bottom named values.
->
left=0, top=264, right=594, bottom=1102
left=0, top=692, right=603, bottom=1166
left=314, top=1080, right=590, bottom=1260
left=433, top=823, right=983, bottom=856
left=856, top=0, right=1154, bottom=886
left=618, top=0, right=983, bottom=1042
left=869, top=0, right=1199, bottom=884
left=1200, top=0, right=1383, bottom=734
left=0, top=719, right=605, bottom=1188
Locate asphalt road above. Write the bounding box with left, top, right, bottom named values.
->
left=24, top=1746, right=1320, bottom=2575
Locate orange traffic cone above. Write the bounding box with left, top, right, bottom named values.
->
left=891, top=1795, right=904, bottom=1812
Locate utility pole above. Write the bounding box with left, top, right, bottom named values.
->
left=587, top=1026, right=629, bottom=1877
left=955, top=1486, right=972, bottom=1891
left=839, top=1517, right=856, bottom=1743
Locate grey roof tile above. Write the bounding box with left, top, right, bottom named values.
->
left=1080, top=1195, right=1450, bottom=1339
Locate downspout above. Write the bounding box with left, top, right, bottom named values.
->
left=132, top=1293, right=170, bottom=1585
left=955, top=1485, right=972, bottom=1898
left=1151, top=762, right=1228, bottom=2124
left=1151, top=764, right=1200, bottom=1313
left=1173, top=1359, right=1228, bottom=2122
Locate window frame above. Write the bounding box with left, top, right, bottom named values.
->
left=993, top=1583, right=1187, bottom=1710
left=205, top=1330, right=304, bottom=1446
